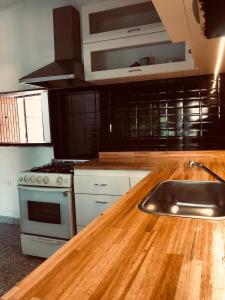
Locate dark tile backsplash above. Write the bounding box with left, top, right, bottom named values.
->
left=49, top=74, right=225, bottom=159
left=100, top=74, right=225, bottom=152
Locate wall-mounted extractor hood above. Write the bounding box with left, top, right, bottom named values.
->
left=19, top=6, right=90, bottom=89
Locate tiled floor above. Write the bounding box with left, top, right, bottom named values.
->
left=0, top=224, right=44, bottom=296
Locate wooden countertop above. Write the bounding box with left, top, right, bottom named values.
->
left=74, top=159, right=152, bottom=170
left=3, top=151, right=225, bottom=300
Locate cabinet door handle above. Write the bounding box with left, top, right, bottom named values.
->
left=128, top=69, right=142, bottom=73
left=94, top=183, right=108, bottom=187
left=96, top=200, right=109, bottom=204
left=128, top=28, right=141, bottom=33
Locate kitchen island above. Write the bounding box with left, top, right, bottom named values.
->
left=3, top=151, right=225, bottom=300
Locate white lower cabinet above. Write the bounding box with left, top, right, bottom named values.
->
left=75, top=194, right=119, bottom=227
left=129, top=171, right=150, bottom=188
left=74, top=169, right=150, bottom=232
left=74, top=174, right=130, bottom=195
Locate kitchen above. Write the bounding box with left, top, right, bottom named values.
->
left=0, top=0, right=225, bottom=299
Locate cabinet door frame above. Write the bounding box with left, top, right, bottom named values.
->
left=82, top=0, right=164, bottom=44
left=83, top=32, right=194, bottom=81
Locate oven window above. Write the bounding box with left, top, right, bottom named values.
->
left=28, top=201, right=61, bottom=224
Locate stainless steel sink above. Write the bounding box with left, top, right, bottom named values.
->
left=138, top=180, right=225, bottom=220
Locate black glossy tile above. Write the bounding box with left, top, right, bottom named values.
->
left=100, top=74, right=225, bottom=152
left=49, top=73, right=225, bottom=156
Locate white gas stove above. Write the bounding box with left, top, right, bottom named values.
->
left=17, top=159, right=88, bottom=258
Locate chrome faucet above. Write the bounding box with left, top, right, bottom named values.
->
left=189, top=160, right=225, bottom=184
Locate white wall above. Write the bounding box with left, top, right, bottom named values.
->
left=0, top=0, right=109, bottom=93
left=0, top=0, right=109, bottom=218
left=0, top=0, right=82, bottom=218
left=0, top=146, right=54, bottom=218
left=0, top=0, right=78, bottom=92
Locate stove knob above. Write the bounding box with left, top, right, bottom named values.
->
left=57, top=176, right=63, bottom=185
left=24, top=175, right=30, bottom=183
left=19, top=177, right=23, bottom=182
left=43, top=176, right=49, bottom=184
left=37, top=176, right=43, bottom=184
left=30, top=175, right=36, bottom=183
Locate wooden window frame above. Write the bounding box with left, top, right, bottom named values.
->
left=0, top=89, right=52, bottom=145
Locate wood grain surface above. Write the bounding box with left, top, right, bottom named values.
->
left=3, top=151, right=225, bottom=300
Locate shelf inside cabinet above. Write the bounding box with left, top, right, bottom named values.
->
left=91, top=41, right=186, bottom=72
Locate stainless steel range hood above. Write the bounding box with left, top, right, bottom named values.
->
left=19, top=6, right=89, bottom=89
left=20, top=60, right=86, bottom=89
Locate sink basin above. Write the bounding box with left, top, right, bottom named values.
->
left=138, top=180, right=225, bottom=220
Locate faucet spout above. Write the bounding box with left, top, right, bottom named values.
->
left=189, top=160, right=225, bottom=184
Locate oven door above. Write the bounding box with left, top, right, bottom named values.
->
left=18, top=186, right=74, bottom=239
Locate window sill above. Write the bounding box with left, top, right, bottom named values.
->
left=0, top=143, right=52, bottom=147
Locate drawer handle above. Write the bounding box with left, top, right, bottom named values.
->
left=94, top=183, right=108, bottom=187
left=128, top=28, right=141, bottom=33
left=96, top=200, right=109, bottom=204
left=128, top=69, right=142, bottom=73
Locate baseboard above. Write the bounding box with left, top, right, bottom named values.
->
left=0, top=215, right=20, bottom=225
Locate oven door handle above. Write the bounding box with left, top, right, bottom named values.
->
left=17, top=186, right=72, bottom=193
left=31, top=236, right=64, bottom=245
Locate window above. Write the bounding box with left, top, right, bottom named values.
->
left=0, top=90, right=51, bottom=144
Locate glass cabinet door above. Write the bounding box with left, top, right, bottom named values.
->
left=83, top=32, right=194, bottom=81
left=82, top=0, right=164, bottom=43
left=89, top=2, right=160, bottom=34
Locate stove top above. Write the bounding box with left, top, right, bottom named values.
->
left=17, top=160, right=89, bottom=187
left=30, top=160, right=88, bottom=174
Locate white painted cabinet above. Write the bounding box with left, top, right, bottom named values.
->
left=75, top=194, right=118, bottom=227
left=82, top=0, right=195, bottom=82
left=74, top=174, right=130, bottom=195
left=83, top=32, right=194, bottom=81
left=82, top=0, right=164, bottom=44
left=129, top=170, right=150, bottom=188
left=74, top=169, right=150, bottom=232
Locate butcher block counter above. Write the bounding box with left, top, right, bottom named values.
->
left=3, top=151, right=225, bottom=300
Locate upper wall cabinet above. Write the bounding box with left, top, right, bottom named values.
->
left=82, top=0, right=165, bottom=44
left=83, top=32, right=194, bottom=81
left=81, top=0, right=195, bottom=82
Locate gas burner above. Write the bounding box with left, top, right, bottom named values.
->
left=30, top=160, right=86, bottom=174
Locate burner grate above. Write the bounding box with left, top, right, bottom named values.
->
left=30, top=162, right=75, bottom=174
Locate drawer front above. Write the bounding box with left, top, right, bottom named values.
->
left=21, top=234, right=66, bottom=258
left=75, top=194, right=119, bottom=226
left=74, top=175, right=130, bottom=195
